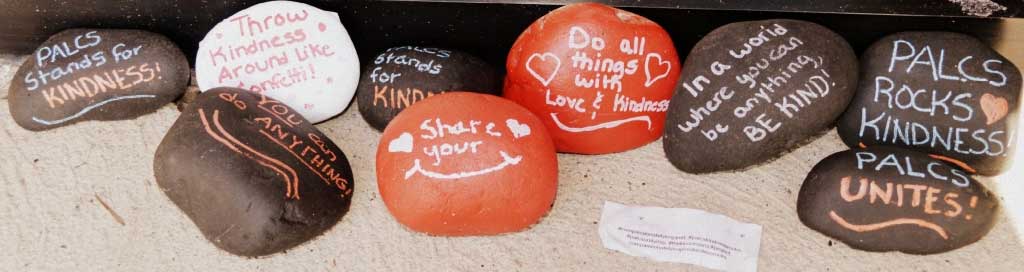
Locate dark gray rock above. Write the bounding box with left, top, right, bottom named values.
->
left=664, top=19, right=858, bottom=173
left=7, top=29, right=189, bottom=131
left=154, top=88, right=354, bottom=257
left=356, top=46, right=499, bottom=131
left=837, top=32, right=1022, bottom=176
left=798, top=146, right=998, bottom=254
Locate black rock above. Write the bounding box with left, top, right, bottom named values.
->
left=7, top=29, right=189, bottom=131
left=663, top=19, right=858, bottom=173
left=797, top=146, right=998, bottom=254
left=356, top=46, right=499, bottom=131
left=838, top=32, right=1022, bottom=176
left=154, top=88, right=354, bottom=257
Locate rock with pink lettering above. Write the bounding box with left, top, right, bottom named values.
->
left=663, top=19, right=858, bottom=173
left=837, top=32, right=1022, bottom=175
left=195, top=0, right=360, bottom=124
left=356, top=46, right=499, bottom=131
left=7, top=29, right=189, bottom=131
left=154, top=88, right=354, bottom=256
left=797, top=146, right=998, bottom=254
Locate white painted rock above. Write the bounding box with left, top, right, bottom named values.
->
left=194, top=0, right=359, bottom=123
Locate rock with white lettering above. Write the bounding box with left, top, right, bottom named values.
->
left=663, top=19, right=858, bottom=173
left=154, top=88, right=354, bottom=257
left=195, top=0, right=360, bottom=123
left=7, top=29, right=189, bottom=131
left=837, top=32, right=1022, bottom=175
left=797, top=146, right=998, bottom=254
left=356, top=46, right=499, bottom=131
left=504, top=3, right=681, bottom=154
left=376, top=92, right=558, bottom=236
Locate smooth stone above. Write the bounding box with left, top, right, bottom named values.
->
left=837, top=31, right=1022, bottom=176
left=194, top=0, right=360, bottom=124
left=663, top=19, right=858, bottom=173
left=7, top=28, right=189, bottom=131
left=503, top=3, right=680, bottom=154
left=356, top=46, right=498, bottom=131
left=797, top=146, right=998, bottom=254
left=154, top=87, right=354, bottom=257
left=376, top=92, right=558, bottom=236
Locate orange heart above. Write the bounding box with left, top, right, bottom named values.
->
left=980, top=93, right=1009, bottom=125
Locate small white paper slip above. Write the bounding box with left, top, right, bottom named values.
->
left=598, top=201, right=763, bottom=272
left=195, top=0, right=360, bottom=123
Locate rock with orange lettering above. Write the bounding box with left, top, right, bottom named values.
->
left=376, top=92, right=558, bottom=236
left=357, top=46, right=499, bottom=131
left=838, top=32, right=1022, bottom=175
left=664, top=19, right=858, bottom=173
left=503, top=3, right=680, bottom=154
left=8, top=29, right=189, bottom=131
left=154, top=88, right=353, bottom=257
left=797, top=146, right=998, bottom=254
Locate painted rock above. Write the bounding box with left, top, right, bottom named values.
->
left=356, top=46, right=499, bottom=131
left=504, top=3, right=680, bottom=154
left=837, top=32, right=1022, bottom=176
left=797, top=146, right=998, bottom=254
left=663, top=19, right=858, bottom=173
left=195, top=0, right=360, bottom=124
left=7, top=29, right=189, bottom=131
left=154, top=88, right=354, bottom=257
left=376, top=92, right=558, bottom=236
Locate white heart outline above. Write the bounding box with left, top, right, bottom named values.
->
left=643, top=53, right=671, bottom=87
left=388, top=132, right=414, bottom=153
left=526, top=52, right=561, bottom=87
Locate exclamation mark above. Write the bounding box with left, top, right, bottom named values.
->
left=309, top=63, right=317, bottom=79
left=965, top=196, right=978, bottom=220
left=155, top=62, right=162, bottom=80
left=1005, top=130, right=1015, bottom=157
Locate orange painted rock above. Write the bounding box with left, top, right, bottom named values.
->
left=376, top=92, right=558, bottom=236
left=503, top=3, right=680, bottom=154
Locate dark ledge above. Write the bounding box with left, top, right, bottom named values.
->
left=1, top=0, right=1022, bottom=68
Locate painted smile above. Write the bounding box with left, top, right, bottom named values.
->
left=404, top=151, right=523, bottom=180
left=550, top=113, right=652, bottom=133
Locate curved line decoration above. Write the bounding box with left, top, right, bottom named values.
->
left=549, top=113, right=652, bottom=133
left=829, top=210, right=949, bottom=240
left=928, top=154, right=977, bottom=174
left=404, top=151, right=523, bottom=180
left=199, top=109, right=300, bottom=199
left=32, top=94, right=157, bottom=125
left=210, top=109, right=302, bottom=199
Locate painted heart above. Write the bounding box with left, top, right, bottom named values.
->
left=388, top=132, right=414, bottom=153
left=644, top=53, right=671, bottom=87
left=506, top=119, right=531, bottom=139
left=526, top=52, right=561, bottom=87
left=980, top=93, right=1009, bottom=125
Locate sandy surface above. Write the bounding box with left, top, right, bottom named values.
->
left=1, top=53, right=1022, bottom=271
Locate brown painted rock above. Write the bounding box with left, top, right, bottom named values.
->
left=797, top=146, right=999, bottom=254
left=664, top=19, right=858, bottom=173
left=154, top=87, right=354, bottom=257
left=7, top=28, right=189, bottom=131
left=357, top=46, right=499, bottom=131
left=376, top=92, right=558, bottom=236
left=838, top=32, right=1022, bottom=176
